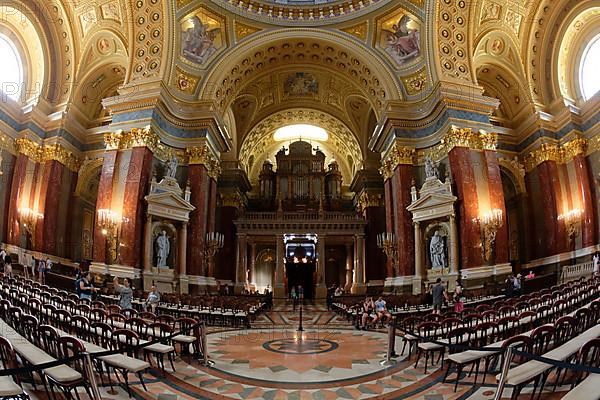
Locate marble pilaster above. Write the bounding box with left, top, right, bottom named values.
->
left=187, top=164, right=210, bottom=276
left=351, top=234, right=366, bottom=294
left=274, top=234, right=285, bottom=298
left=391, top=165, right=414, bottom=276
left=39, top=160, right=65, bottom=255
left=344, top=243, right=353, bottom=291
left=484, top=150, right=509, bottom=264
left=574, top=155, right=596, bottom=247
left=93, top=150, right=118, bottom=263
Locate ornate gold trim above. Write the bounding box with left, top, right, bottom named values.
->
left=42, top=144, right=82, bottom=172
left=524, top=137, right=589, bottom=172
left=103, top=127, right=161, bottom=152
left=440, top=126, right=498, bottom=152
left=186, top=144, right=221, bottom=180
left=340, top=22, right=368, bottom=41
left=15, top=138, right=43, bottom=163
left=220, top=192, right=245, bottom=210
left=379, top=142, right=415, bottom=180
left=401, top=68, right=428, bottom=95
left=356, top=191, right=383, bottom=213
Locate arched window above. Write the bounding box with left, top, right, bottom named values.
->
left=0, top=34, right=23, bottom=102
left=580, top=34, right=600, bottom=101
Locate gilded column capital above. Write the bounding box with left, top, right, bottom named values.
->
left=356, top=192, right=383, bottom=213
left=562, top=137, right=588, bottom=161
left=186, top=145, right=221, bottom=180
left=42, top=144, right=82, bottom=172
left=441, top=126, right=498, bottom=152
left=104, top=131, right=124, bottom=150
left=220, top=192, right=245, bottom=210
left=379, top=142, right=415, bottom=180
left=15, top=138, right=43, bottom=162
left=524, top=137, right=588, bottom=172
left=104, top=126, right=161, bottom=153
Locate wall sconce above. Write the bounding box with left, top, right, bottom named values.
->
left=97, top=209, right=128, bottom=264
left=18, top=208, right=43, bottom=248
left=203, top=232, right=224, bottom=276
left=377, top=232, right=398, bottom=276
left=558, top=208, right=583, bottom=243
left=475, top=209, right=503, bottom=263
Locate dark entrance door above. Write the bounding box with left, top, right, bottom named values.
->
left=286, top=262, right=315, bottom=299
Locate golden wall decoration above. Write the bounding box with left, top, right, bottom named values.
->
left=180, top=8, right=224, bottom=66
left=234, top=21, right=261, bottom=41
left=130, top=0, right=164, bottom=81
left=103, top=127, right=161, bottom=154
left=220, top=191, right=246, bottom=210
left=402, top=67, right=428, bottom=95
left=376, top=9, right=422, bottom=67
left=15, top=138, right=43, bottom=163
left=341, top=22, right=368, bottom=41
left=186, top=144, right=221, bottom=179
left=356, top=192, right=383, bottom=213
left=439, top=126, right=498, bottom=152
left=174, top=67, right=198, bottom=94
left=43, top=144, right=82, bottom=172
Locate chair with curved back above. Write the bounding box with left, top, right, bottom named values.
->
left=48, top=336, right=93, bottom=399
left=0, top=336, right=26, bottom=399
left=110, top=328, right=148, bottom=396
left=414, top=321, right=442, bottom=373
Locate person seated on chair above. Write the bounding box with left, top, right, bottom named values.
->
left=145, top=285, right=160, bottom=312
left=375, top=296, right=392, bottom=325
left=360, top=297, right=378, bottom=330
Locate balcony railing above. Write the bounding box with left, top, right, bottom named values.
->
left=240, top=211, right=363, bottom=222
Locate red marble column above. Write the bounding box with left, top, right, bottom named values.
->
left=1, top=153, right=16, bottom=242
left=574, top=155, right=596, bottom=247
left=383, top=178, right=394, bottom=277
left=187, top=164, right=210, bottom=276
left=391, top=165, right=414, bottom=276
left=120, top=147, right=154, bottom=268
left=364, top=205, right=387, bottom=281
left=7, top=154, right=29, bottom=245
left=449, top=147, right=484, bottom=268
left=528, top=161, right=562, bottom=257
left=64, top=171, right=78, bottom=259
left=547, top=161, right=568, bottom=254
left=484, top=150, right=509, bottom=264
left=37, top=160, right=65, bottom=254
left=206, top=178, right=218, bottom=233
left=93, top=150, right=118, bottom=263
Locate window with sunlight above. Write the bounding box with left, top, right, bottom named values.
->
left=0, top=34, right=23, bottom=102
left=580, top=34, right=600, bottom=101
left=273, top=124, right=328, bottom=142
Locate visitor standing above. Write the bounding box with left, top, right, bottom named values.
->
left=113, top=276, right=133, bottom=309
left=3, top=253, right=12, bottom=278
left=593, top=252, right=599, bottom=276
left=431, top=278, right=447, bottom=314
left=78, top=271, right=96, bottom=300
left=513, top=274, right=522, bottom=296
left=38, top=258, right=46, bottom=284
left=453, top=280, right=464, bottom=313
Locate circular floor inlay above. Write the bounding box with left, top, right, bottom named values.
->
left=263, top=338, right=338, bottom=355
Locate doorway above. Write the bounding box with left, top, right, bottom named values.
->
left=286, top=261, right=315, bottom=299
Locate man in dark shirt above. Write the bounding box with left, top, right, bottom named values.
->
left=431, top=278, right=447, bottom=314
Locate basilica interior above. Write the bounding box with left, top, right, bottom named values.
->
left=0, top=0, right=599, bottom=399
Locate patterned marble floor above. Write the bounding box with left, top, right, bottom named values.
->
left=22, top=304, right=574, bottom=399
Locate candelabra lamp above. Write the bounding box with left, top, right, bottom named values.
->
left=203, top=232, right=224, bottom=276
left=18, top=207, right=43, bottom=249
left=558, top=208, right=583, bottom=247
left=97, top=209, right=128, bottom=264
left=377, top=232, right=399, bottom=276
left=475, top=209, right=503, bottom=263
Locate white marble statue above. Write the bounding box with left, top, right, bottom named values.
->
left=156, top=230, right=170, bottom=268
left=430, top=230, right=446, bottom=269
left=165, top=155, right=178, bottom=179
left=424, top=156, right=438, bottom=179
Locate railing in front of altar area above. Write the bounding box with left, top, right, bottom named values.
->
left=241, top=211, right=363, bottom=221
left=559, top=261, right=595, bottom=283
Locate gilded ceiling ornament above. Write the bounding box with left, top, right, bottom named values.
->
left=174, top=68, right=198, bottom=94
left=100, top=2, right=121, bottom=22
left=131, top=0, right=163, bottom=81
left=340, top=22, right=368, bottom=41
left=356, top=192, right=383, bottom=213
left=234, top=21, right=261, bottom=41
left=504, top=10, right=522, bottom=36
left=437, top=0, right=471, bottom=81
left=480, top=1, right=501, bottom=23
left=402, top=68, right=428, bottom=95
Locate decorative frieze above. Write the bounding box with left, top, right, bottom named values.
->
left=15, top=138, right=43, bottom=162
left=186, top=145, right=221, bottom=180
left=379, top=142, right=415, bottom=180
left=14, top=138, right=82, bottom=171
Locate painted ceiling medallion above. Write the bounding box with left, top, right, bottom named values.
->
left=180, top=9, right=224, bottom=66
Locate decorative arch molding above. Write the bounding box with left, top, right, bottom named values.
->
left=498, top=157, right=526, bottom=195
left=75, top=157, right=104, bottom=201
left=524, top=0, right=598, bottom=107
left=239, top=108, right=363, bottom=184
left=198, top=29, right=403, bottom=117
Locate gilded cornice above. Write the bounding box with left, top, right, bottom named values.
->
left=103, top=127, right=161, bottom=153
left=523, top=137, right=588, bottom=172
left=356, top=192, right=383, bottom=213
left=440, top=126, right=498, bottom=152
left=186, top=145, right=222, bottom=180
left=379, top=142, right=415, bottom=180
left=15, top=138, right=82, bottom=171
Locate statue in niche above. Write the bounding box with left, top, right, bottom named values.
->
left=429, top=230, right=446, bottom=269
left=181, top=16, right=219, bottom=64
left=425, top=156, right=439, bottom=179
left=165, top=155, right=178, bottom=179
left=155, top=230, right=171, bottom=268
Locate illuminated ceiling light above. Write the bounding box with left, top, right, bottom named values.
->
left=273, top=124, right=328, bottom=142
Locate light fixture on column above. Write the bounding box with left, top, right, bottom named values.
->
left=377, top=232, right=398, bottom=276
left=18, top=207, right=43, bottom=247
left=203, top=232, right=224, bottom=276
left=558, top=208, right=583, bottom=244
left=475, top=208, right=503, bottom=263
left=97, top=209, right=128, bottom=264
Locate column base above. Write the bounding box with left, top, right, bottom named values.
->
left=274, top=283, right=286, bottom=299
left=315, top=284, right=327, bottom=299
left=383, top=276, right=416, bottom=295
left=351, top=283, right=367, bottom=295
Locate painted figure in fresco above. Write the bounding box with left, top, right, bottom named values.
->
left=284, top=72, right=319, bottom=96
left=384, top=15, right=421, bottom=65
left=182, top=16, right=219, bottom=64
left=156, top=230, right=170, bottom=268
left=430, top=230, right=446, bottom=269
